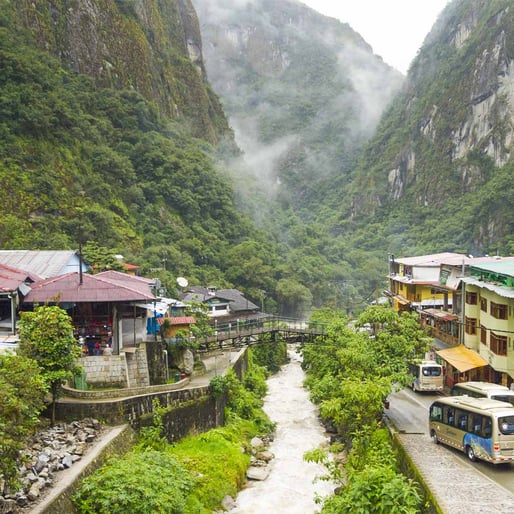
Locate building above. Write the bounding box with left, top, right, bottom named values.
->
left=388, top=252, right=514, bottom=389
left=0, top=263, right=41, bottom=343
left=181, top=286, right=261, bottom=325
left=460, top=259, right=514, bottom=387
left=387, top=252, right=465, bottom=312
left=0, top=250, right=89, bottom=279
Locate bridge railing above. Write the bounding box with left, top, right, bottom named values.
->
left=193, top=316, right=327, bottom=348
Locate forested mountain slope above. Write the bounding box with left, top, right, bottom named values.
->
left=347, top=0, right=514, bottom=256
left=0, top=0, right=258, bottom=292
left=2, top=0, right=512, bottom=317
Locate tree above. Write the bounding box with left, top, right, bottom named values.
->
left=17, top=305, right=81, bottom=424
left=0, top=353, right=48, bottom=487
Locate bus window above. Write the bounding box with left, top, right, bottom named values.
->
left=444, top=407, right=455, bottom=426
left=470, top=413, right=482, bottom=435
left=499, top=416, right=514, bottom=435
left=423, top=366, right=441, bottom=376
left=457, top=413, right=468, bottom=430
left=430, top=403, right=442, bottom=421
left=492, top=394, right=514, bottom=406
left=483, top=417, right=492, bottom=438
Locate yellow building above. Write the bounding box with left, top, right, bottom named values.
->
left=461, top=259, right=514, bottom=386
left=387, top=252, right=465, bottom=313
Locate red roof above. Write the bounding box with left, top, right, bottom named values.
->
left=168, top=316, right=196, bottom=325
left=0, top=263, right=41, bottom=292
left=24, top=272, right=155, bottom=303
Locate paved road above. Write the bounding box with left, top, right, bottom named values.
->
left=387, top=388, right=514, bottom=514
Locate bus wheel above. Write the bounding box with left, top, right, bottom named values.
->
left=431, top=431, right=439, bottom=445
left=466, top=445, right=476, bottom=462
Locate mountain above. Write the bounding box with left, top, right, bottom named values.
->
left=0, top=0, right=255, bottom=289
left=348, top=0, right=514, bottom=256
left=192, top=0, right=403, bottom=217
left=2, top=0, right=513, bottom=317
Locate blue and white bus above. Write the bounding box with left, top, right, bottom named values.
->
left=429, top=396, right=514, bottom=464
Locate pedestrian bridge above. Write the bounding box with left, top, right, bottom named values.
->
left=196, top=317, right=327, bottom=350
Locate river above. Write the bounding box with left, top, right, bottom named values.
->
left=230, top=347, right=335, bottom=513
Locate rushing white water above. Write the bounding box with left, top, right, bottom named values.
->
left=230, top=347, right=334, bottom=513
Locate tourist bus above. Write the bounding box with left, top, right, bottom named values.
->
left=429, top=396, right=514, bottom=463
left=451, top=381, right=514, bottom=406
left=408, top=360, right=443, bottom=392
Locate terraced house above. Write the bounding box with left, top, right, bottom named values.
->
left=461, top=260, right=514, bottom=388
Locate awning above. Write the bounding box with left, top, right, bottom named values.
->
left=394, top=296, right=410, bottom=306
left=436, top=345, right=488, bottom=373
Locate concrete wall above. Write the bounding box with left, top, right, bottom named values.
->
left=140, top=395, right=226, bottom=443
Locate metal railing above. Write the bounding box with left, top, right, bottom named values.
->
left=195, top=316, right=328, bottom=349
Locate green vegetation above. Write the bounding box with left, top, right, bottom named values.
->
left=73, top=450, right=195, bottom=514
left=302, top=306, right=428, bottom=513
left=0, top=353, right=48, bottom=488
left=2, top=0, right=514, bottom=315
left=73, top=347, right=275, bottom=513
left=17, top=305, right=81, bottom=424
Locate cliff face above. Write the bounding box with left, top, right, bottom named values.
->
left=10, top=0, right=230, bottom=144
left=349, top=0, right=514, bottom=253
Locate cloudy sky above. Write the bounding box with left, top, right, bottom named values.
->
left=300, top=0, right=450, bottom=74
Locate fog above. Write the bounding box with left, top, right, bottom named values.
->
left=193, top=0, right=404, bottom=217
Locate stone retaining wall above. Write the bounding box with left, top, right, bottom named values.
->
left=77, top=354, right=128, bottom=389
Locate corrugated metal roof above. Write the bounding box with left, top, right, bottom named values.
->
left=422, top=308, right=458, bottom=321
left=0, top=263, right=41, bottom=292
left=470, top=259, right=514, bottom=277
left=182, top=286, right=259, bottom=311
left=167, top=316, right=196, bottom=325
left=393, top=252, right=466, bottom=266
left=462, top=277, right=514, bottom=299
left=0, top=250, right=86, bottom=279
left=24, top=272, right=155, bottom=303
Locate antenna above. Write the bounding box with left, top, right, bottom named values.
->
left=177, top=277, right=188, bottom=288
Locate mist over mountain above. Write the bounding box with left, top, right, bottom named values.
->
left=193, top=0, right=403, bottom=219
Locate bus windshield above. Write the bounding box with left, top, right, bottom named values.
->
left=422, top=366, right=442, bottom=376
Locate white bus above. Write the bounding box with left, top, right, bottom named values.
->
left=429, top=396, right=514, bottom=464
left=451, top=381, right=514, bottom=406
left=408, top=360, right=443, bottom=392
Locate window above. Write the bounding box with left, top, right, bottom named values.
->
left=490, top=302, right=508, bottom=320
left=465, top=317, right=477, bottom=335
left=466, top=292, right=478, bottom=305
left=480, top=297, right=487, bottom=312
left=480, top=325, right=487, bottom=344
left=470, top=413, right=483, bottom=435
left=490, top=332, right=508, bottom=356
left=430, top=403, right=442, bottom=421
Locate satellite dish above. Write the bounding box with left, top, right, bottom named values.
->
left=177, top=277, right=188, bottom=288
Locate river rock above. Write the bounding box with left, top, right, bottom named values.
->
left=0, top=418, right=103, bottom=511
left=246, top=466, right=270, bottom=481
left=255, top=450, right=274, bottom=462
left=250, top=436, right=264, bottom=449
